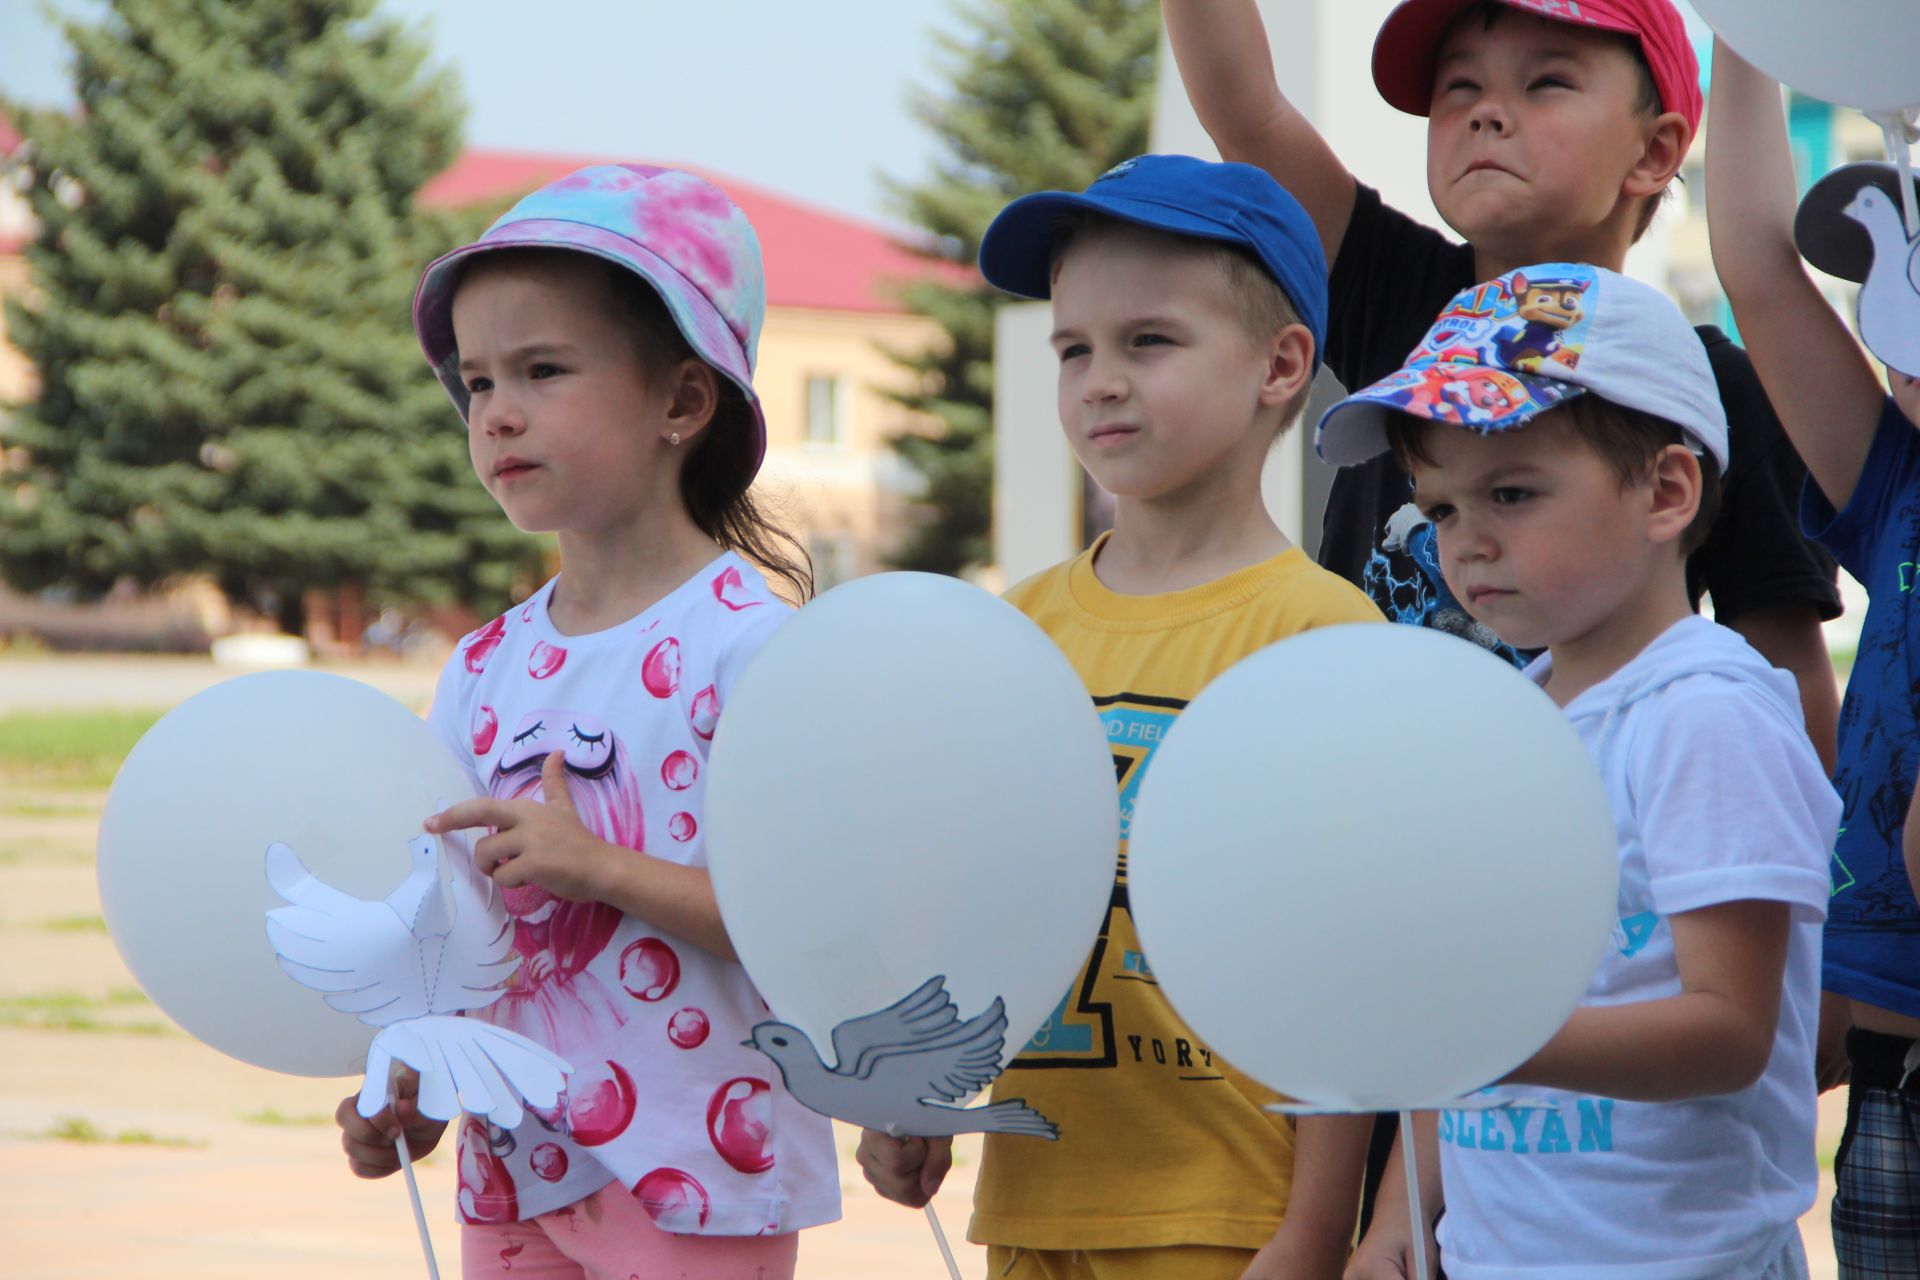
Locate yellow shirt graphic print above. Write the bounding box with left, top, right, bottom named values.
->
left=969, top=539, right=1383, bottom=1252
left=1018, top=692, right=1205, bottom=1074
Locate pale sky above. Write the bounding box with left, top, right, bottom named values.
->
left=0, top=0, right=1713, bottom=225
left=0, top=0, right=963, bottom=224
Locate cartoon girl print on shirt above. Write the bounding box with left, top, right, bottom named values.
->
left=482, top=708, right=639, bottom=1066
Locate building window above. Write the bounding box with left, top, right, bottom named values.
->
left=811, top=533, right=855, bottom=590
left=806, top=374, right=845, bottom=446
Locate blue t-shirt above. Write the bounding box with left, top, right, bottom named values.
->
left=1802, top=395, right=1920, bottom=1017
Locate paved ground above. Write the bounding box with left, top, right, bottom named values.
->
left=0, top=786, right=990, bottom=1278
left=0, top=656, right=1847, bottom=1277
left=2, top=655, right=993, bottom=1277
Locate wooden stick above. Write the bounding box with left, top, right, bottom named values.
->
left=1400, top=1110, right=1431, bottom=1280
left=924, top=1202, right=964, bottom=1279
left=396, top=1134, right=442, bottom=1280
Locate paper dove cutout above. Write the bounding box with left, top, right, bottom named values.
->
left=744, top=975, right=1058, bottom=1139
left=1795, top=160, right=1920, bottom=377
left=265, top=829, right=571, bottom=1129
left=1846, top=184, right=1920, bottom=376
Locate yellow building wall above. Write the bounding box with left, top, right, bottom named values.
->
left=0, top=262, right=950, bottom=586
left=753, top=304, right=947, bottom=588
left=0, top=255, right=37, bottom=407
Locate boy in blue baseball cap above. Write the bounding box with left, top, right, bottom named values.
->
left=857, top=154, right=1381, bottom=1280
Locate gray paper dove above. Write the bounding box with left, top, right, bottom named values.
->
left=745, top=975, right=1059, bottom=1139
left=265, top=828, right=570, bottom=1129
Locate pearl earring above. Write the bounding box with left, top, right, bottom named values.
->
left=669, top=432, right=681, bottom=446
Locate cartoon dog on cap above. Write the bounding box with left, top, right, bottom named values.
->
left=1494, top=271, right=1590, bottom=369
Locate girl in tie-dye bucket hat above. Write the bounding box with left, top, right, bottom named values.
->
left=335, top=166, right=839, bottom=1279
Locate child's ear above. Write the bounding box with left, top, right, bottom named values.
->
left=1258, top=323, right=1315, bottom=409
left=662, top=359, right=720, bottom=446
left=1644, top=443, right=1702, bottom=546
left=1623, top=111, right=1691, bottom=200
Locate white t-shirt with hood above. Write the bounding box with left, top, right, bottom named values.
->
left=1436, top=615, right=1837, bottom=1280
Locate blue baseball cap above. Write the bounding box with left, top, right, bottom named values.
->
left=977, top=154, right=1328, bottom=372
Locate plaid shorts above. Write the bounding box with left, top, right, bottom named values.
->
left=1831, top=1028, right=1920, bottom=1278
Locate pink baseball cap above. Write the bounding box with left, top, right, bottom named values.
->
left=413, top=164, right=768, bottom=475
left=1371, top=0, right=1703, bottom=136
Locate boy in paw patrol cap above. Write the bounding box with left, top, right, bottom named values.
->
left=1321, top=264, right=1835, bottom=1279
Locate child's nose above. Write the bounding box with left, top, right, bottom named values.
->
left=1468, top=98, right=1510, bottom=135
left=1451, top=516, right=1495, bottom=561
left=1081, top=351, right=1127, bottom=401
left=478, top=391, right=526, bottom=436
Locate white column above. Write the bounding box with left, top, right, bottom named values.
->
left=992, top=301, right=1080, bottom=587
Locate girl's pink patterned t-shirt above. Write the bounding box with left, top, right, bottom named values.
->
left=426, top=552, right=839, bottom=1235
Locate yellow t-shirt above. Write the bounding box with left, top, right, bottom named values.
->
left=969, top=537, right=1383, bottom=1252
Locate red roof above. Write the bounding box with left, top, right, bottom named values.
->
left=419, top=147, right=970, bottom=314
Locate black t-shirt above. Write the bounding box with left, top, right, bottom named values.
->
left=1320, top=183, right=1840, bottom=637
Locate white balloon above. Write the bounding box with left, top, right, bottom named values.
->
left=706, top=572, right=1118, bottom=1083
left=1693, top=0, right=1920, bottom=115
left=1128, top=625, right=1617, bottom=1111
left=98, top=671, right=479, bottom=1077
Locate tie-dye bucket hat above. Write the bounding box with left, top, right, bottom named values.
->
left=413, top=164, right=768, bottom=473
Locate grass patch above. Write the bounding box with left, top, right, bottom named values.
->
left=42, top=1116, right=202, bottom=1148
left=0, top=708, right=164, bottom=790
left=41, top=914, right=107, bottom=934
left=0, top=799, right=99, bottom=819
left=0, top=844, right=93, bottom=867
left=0, top=990, right=167, bottom=1035
left=241, top=1108, right=332, bottom=1127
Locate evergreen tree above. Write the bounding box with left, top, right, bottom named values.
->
left=882, top=0, right=1159, bottom=575
left=0, top=0, right=539, bottom=633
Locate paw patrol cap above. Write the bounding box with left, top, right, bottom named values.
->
left=1315, top=262, right=1728, bottom=469
left=976, top=154, right=1328, bottom=373
left=413, top=164, right=768, bottom=474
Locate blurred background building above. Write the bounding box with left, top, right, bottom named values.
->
left=0, top=0, right=1892, bottom=658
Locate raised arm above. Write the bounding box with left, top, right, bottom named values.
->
left=1163, top=0, right=1357, bottom=265
left=1706, top=37, right=1885, bottom=511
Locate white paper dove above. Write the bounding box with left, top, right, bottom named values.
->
left=264, top=827, right=571, bottom=1129
left=1847, top=181, right=1920, bottom=376
left=744, top=975, right=1058, bottom=1139
left=1796, top=159, right=1920, bottom=379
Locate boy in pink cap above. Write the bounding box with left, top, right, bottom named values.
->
left=1162, top=0, right=1836, bottom=738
